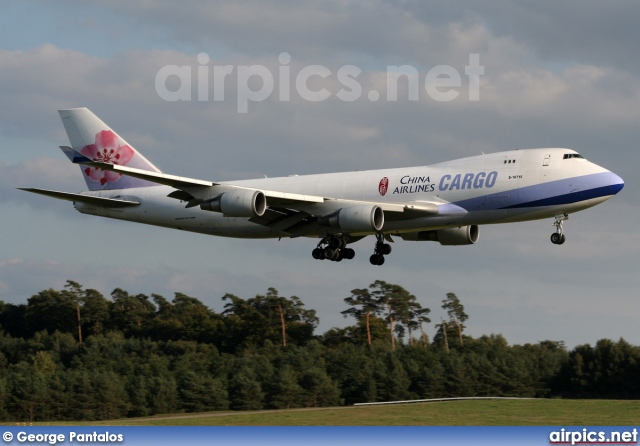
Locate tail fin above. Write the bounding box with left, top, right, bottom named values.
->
left=59, top=108, right=161, bottom=190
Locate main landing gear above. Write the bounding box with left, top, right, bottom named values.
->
left=311, top=233, right=393, bottom=265
left=550, top=213, right=568, bottom=245
left=370, top=233, right=392, bottom=266
left=312, top=235, right=355, bottom=262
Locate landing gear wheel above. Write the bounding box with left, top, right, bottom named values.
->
left=551, top=233, right=567, bottom=245
left=329, top=237, right=344, bottom=249
left=323, top=247, right=337, bottom=260
left=312, top=248, right=324, bottom=259
left=370, top=254, right=385, bottom=265
left=380, top=243, right=392, bottom=255
left=341, top=248, right=355, bottom=260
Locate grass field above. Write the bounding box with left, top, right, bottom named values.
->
left=45, top=399, right=640, bottom=426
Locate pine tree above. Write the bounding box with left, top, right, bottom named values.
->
left=229, top=368, right=265, bottom=410
left=441, top=292, right=468, bottom=346
left=342, top=288, right=382, bottom=346
left=270, top=365, right=304, bottom=409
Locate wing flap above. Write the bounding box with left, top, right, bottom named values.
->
left=401, top=201, right=439, bottom=214
left=263, top=190, right=325, bottom=204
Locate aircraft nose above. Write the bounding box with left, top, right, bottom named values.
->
left=609, top=172, right=624, bottom=195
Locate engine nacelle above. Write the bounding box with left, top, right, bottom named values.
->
left=400, top=225, right=479, bottom=245
left=318, top=204, right=384, bottom=233
left=200, top=189, right=267, bottom=217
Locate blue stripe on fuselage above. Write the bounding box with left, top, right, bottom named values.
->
left=451, top=172, right=622, bottom=211
left=501, top=184, right=616, bottom=209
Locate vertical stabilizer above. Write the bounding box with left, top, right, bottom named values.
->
left=58, top=108, right=161, bottom=190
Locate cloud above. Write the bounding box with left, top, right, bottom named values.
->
left=84, top=0, right=467, bottom=61
left=0, top=157, right=87, bottom=220
left=69, top=0, right=640, bottom=77
left=471, top=1, right=640, bottom=73
left=1, top=158, right=83, bottom=191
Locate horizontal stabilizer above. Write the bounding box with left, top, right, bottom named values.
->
left=59, top=145, right=93, bottom=164
left=18, top=188, right=141, bottom=207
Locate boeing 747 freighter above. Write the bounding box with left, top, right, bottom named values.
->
left=20, top=108, right=624, bottom=265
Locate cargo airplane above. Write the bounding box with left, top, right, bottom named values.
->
left=20, top=108, right=624, bottom=265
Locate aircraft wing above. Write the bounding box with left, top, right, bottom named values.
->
left=82, top=159, right=438, bottom=207
left=74, top=155, right=443, bottom=235
left=69, top=154, right=215, bottom=189
left=78, top=158, right=423, bottom=211
left=18, top=188, right=141, bottom=207
left=76, top=158, right=322, bottom=200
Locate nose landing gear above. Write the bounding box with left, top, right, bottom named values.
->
left=550, top=214, right=568, bottom=245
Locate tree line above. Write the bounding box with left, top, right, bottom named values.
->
left=0, top=280, right=638, bottom=422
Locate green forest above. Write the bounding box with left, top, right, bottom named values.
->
left=0, top=280, right=638, bottom=422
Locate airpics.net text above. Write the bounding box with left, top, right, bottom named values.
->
left=155, top=52, right=484, bottom=113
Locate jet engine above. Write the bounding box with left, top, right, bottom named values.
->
left=318, top=204, right=384, bottom=233
left=400, top=225, right=479, bottom=245
left=200, top=189, right=267, bottom=217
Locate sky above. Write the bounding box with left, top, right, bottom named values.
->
left=0, top=1, right=638, bottom=349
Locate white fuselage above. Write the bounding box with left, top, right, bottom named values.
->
left=74, top=148, right=622, bottom=239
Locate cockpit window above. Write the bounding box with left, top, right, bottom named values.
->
left=563, top=153, right=584, bottom=160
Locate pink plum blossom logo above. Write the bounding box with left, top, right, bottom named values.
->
left=378, top=177, right=389, bottom=196
left=80, top=130, right=134, bottom=185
